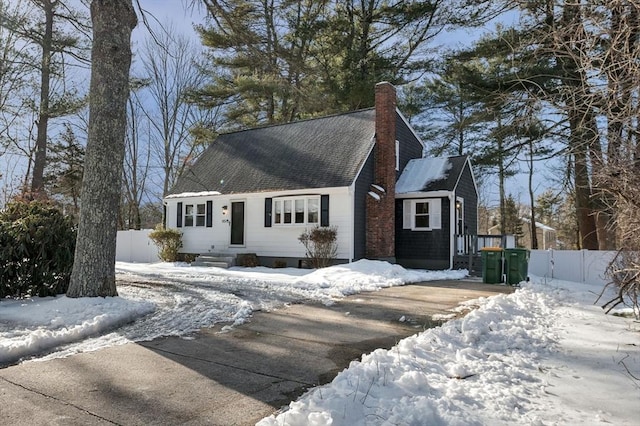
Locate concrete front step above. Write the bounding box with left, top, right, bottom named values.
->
left=192, top=260, right=233, bottom=268
left=192, top=253, right=237, bottom=268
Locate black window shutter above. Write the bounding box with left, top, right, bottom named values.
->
left=176, top=202, right=183, bottom=228
left=162, top=204, right=167, bottom=228
left=206, top=200, right=213, bottom=227
left=264, top=198, right=272, bottom=227
left=320, top=195, right=329, bottom=226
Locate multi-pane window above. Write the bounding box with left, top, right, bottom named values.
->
left=402, top=199, right=441, bottom=231
left=274, top=197, right=320, bottom=225
left=185, top=203, right=206, bottom=227
left=414, top=202, right=430, bottom=229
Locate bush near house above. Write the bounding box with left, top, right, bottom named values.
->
left=299, top=226, right=338, bottom=269
left=148, top=225, right=183, bottom=262
left=0, top=200, right=76, bottom=298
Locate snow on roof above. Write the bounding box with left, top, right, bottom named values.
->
left=165, top=191, right=222, bottom=199
left=396, top=157, right=451, bottom=194
left=371, top=184, right=385, bottom=193
left=521, top=217, right=556, bottom=231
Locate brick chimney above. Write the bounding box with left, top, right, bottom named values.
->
left=366, top=82, right=396, bottom=261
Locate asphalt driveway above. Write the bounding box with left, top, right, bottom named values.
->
left=0, top=280, right=512, bottom=426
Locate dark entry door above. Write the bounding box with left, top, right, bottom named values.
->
left=230, top=201, right=245, bottom=245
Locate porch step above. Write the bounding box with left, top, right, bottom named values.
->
left=192, top=253, right=236, bottom=268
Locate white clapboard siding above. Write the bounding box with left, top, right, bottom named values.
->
left=165, top=187, right=353, bottom=260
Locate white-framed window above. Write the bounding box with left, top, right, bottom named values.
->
left=185, top=203, right=206, bottom=227
left=395, top=140, right=400, bottom=171
left=402, top=199, right=442, bottom=231
left=273, top=196, right=319, bottom=226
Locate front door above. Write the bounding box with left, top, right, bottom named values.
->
left=455, top=197, right=466, bottom=254
left=230, top=201, right=245, bottom=245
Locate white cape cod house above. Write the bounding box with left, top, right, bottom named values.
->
left=164, top=83, right=478, bottom=269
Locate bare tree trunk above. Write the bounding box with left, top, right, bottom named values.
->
left=67, top=0, right=136, bottom=298
left=30, top=0, right=56, bottom=195
left=528, top=137, right=538, bottom=249
left=496, top=116, right=507, bottom=234
left=558, top=2, right=599, bottom=250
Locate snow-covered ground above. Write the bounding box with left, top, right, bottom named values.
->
left=0, top=260, right=464, bottom=365
left=1, top=260, right=638, bottom=425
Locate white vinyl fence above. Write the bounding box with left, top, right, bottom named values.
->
left=116, top=229, right=160, bottom=263
left=115, top=231, right=615, bottom=286
left=529, top=249, right=616, bottom=286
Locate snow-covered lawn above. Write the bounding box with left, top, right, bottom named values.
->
left=0, top=260, right=638, bottom=425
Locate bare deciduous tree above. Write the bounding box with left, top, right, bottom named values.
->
left=136, top=25, right=219, bottom=196
left=121, top=79, right=151, bottom=230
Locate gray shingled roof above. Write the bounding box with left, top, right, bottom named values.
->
left=168, top=109, right=376, bottom=195
left=397, top=155, right=470, bottom=193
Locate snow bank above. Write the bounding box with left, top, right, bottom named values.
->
left=0, top=296, right=154, bottom=365
left=258, top=277, right=640, bottom=426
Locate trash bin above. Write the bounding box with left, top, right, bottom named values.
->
left=504, top=248, right=530, bottom=285
left=481, top=247, right=503, bottom=284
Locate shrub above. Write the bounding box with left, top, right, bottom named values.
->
left=0, top=200, right=76, bottom=298
left=148, top=225, right=183, bottom=262
left=273, top=259, right=288, bottom=268
left=237, top=253, right=259, bottom=267
left=298, top=226, right=338, bottom=269
left=177, top=253, right=197, bottom=263
left=600, top=250, right=640, bottom=319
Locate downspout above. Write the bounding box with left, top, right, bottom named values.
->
left=349, top=184, right=355, bottom=262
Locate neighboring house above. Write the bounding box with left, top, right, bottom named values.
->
left=487, top=218, right=557, bottom=250
left=520, top=218, right=557, bottom=250
left=164, top=82, right=478, bottom=269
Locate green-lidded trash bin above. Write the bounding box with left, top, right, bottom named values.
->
left=481, top=247, right=503, bottom=284
left=504, top=248, right=530, bottom=285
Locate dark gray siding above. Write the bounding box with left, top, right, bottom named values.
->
left=396, top=115, right=423, bottom=179
left=395, top=197, right=451, bottom=270
left=455, top=162, right=478, bottom=234
left=353, top=151, right=375, bottom=260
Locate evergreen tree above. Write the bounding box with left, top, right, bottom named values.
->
left=0, top=0, right=89, bottom=195
left=193, top=0, right=505, bottom=125
left=439, top=29, right=551, bottom=234
left=400, top=60, right=483, bottom=158
left=502, top=194, right=523, bottom=242
left=44, top=123, right=84, bottom=217
left=195, top=0, right=329, bottom=126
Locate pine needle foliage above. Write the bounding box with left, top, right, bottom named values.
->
left=0, top=199, right=76, bottom=298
